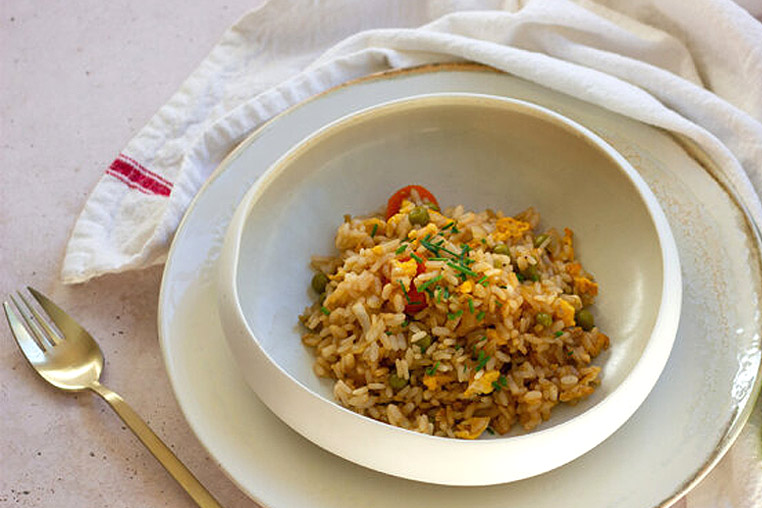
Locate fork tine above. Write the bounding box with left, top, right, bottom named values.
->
left=11, top=294, right=53, bottom=350
left=17, top=292, right=61, bottom=345
left=3, top=301, right=46, bottom=363
left=27, top=287, right=90, bottom=340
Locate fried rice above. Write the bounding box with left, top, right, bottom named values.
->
left=299, top=187, right=609, bottom=440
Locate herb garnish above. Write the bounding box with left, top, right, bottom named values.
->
left=446, top=261, right=477, bottom=277
left=370, top=223, right=378, bottom=238
left=320, top=306, right=331, bottom=316
left=476, top=311, right=486, bottom=321
left=395, top=244, right=408, bottom=255
left=426, top=361, right=440, bottom=376
left=418, top=274, right=443, bottom=293
left=398, top=280, right=410, bottom=302
left=475, top=350, right=491, bottom=371
left=447, top=310, right=464, bottom=320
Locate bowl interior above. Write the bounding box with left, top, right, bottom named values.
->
left=234, top=95, right=664, bottom=431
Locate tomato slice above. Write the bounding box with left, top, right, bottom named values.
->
left=385, top=185, right=440, bottom=220
left=401, top=257, right=428, bottom=314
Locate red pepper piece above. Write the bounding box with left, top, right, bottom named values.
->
left=400, top=256, right=428, bottom=314
left=385, top=185, right=440, bottom=220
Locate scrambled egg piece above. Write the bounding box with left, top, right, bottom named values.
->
left=423, top=373, right=454, bottom=391
left=458, top=280, right=474, bottom=294
left=408, top=222, right=437, bottom=240
left=392, top=258, right=418, bottom=279
left=555, top=298, right=576, bottom=327
left=492, top=217, right=531, bottom=243
left=565, top=262, right=582, bottom=277
left=463, top=370, right=500, bottom=398
left=574, top=276, right=599, bottom=297
left=486, top=328, right=507, bottom=346
left=454, top=416, right=491, bottom=440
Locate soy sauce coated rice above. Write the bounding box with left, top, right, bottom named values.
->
left=300, top=190, right=609, bottom=439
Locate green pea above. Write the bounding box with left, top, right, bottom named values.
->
left=414, top=334, right=432, bottom=352
left=388, top=374, right=408, bottom=390
left=408, top=206, right=430, bottom=226
left=576, top=308, right=595, bottom=331
left=534, top=234, right=549, bottom=248
left=535, top=312, right=553, bottom=328
left=493, top=244, right=511, bottom=256
left=522, top=264, right=541, bottom=282
left=311, top=272, right=329, bottom=294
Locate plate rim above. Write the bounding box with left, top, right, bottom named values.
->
left=158, top=62, right=762, bottom=507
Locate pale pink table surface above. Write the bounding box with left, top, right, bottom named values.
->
left=0, top=2, right=754, bottom=507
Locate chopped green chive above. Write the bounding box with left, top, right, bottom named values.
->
left=428, top=257, right=449, bottom=261
left=441, top=221, right=456, bottom=231
left=370, top=223, right=378, bottom=238
left=476, top=275, right=489, bottom=286
left=426, top=361, right=441, bottom=376
left=446, top=261, right=477, bottom=277
left=468, top=299, right=475, bottom=314
left=478, top=336, right=487, bottom=342
left=398, top=280, right=411, bottom=302
left=418, top=274, right=443, bottom=293
left=476, top=311, right=486, bottom=321
left=499, top=375, right=508, bottom=387
left=475, top=352, right=491, bottom=371
left=443, top=287, right=450, bottom=300
left=516, top=273, right=525, bottom=282
left=320, top=306, right=330, bottom=316
left=435, top=287, right=443, bottom=304
left=486, top=427, right=495, bottom=435
left=481, top=238, right=487, bottom=244
left=420, top=240, right=440, bottom=256
left=491, top=381, right=502, bottom=392
left=410, top=252, right=424, bottom=264
left=555, top=331, right=564, bottom=337
left=447, top=310, right=464, bottom=320
left=385, top=331, right=393, bottom=335
left=395, top=244, right=408, bottom=255
left=402, top=320, right=409, bottom=328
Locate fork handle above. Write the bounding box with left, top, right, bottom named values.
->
left=90, top=382, right=223, bottom=508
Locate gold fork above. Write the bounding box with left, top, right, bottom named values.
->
left=4, top=287, right=223, bottom=508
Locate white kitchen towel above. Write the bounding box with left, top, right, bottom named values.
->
left=60, top=0, right=762, bottom=506
left=61, top=0, right=762, bottom=285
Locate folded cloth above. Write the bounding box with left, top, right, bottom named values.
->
left=61, top=0, right=762, bottom=505
left=61, top=0, right=762, bottom=284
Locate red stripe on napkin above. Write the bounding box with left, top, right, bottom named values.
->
left=106, top=155, right=172, bottom=196
left=106, top=169, right=153, bottom=195
left=118, top=153, right=173, bottom=187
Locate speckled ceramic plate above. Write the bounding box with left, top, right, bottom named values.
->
left=158, top=64, right=762, bottom=508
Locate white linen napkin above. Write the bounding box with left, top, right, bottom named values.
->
left=61, top=0, right=762, bottom=285
left=61, top=1, right=762, bottom=505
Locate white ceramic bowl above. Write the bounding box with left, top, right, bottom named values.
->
left=216, top=93, right=681, bottom=486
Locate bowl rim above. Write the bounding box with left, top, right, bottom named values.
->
left=217, top=92, right=682, bottom=484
